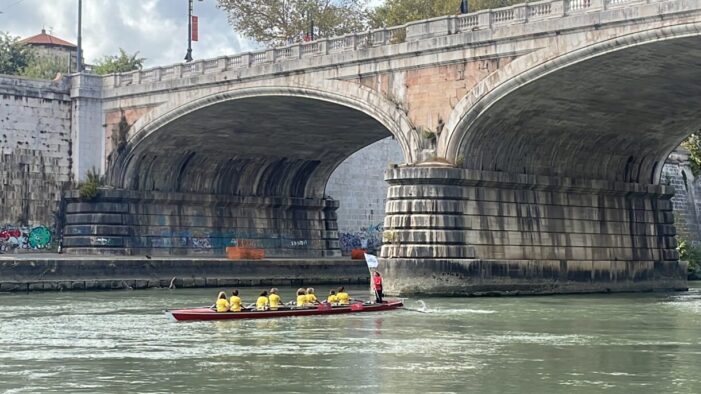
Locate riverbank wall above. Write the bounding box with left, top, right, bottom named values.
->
left=0, top=255, right=369, bottom=292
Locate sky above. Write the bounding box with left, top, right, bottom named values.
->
left=0, top=0, right=258, bottom=68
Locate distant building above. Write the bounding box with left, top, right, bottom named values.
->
left=20, top=29, right=78, bottom=74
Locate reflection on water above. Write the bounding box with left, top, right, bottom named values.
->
left=0, top=285, right=700, bottom=393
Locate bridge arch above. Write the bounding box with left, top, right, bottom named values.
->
left=442, top=22, right=701, bottom=184
left=109, top=82, right=416, bottom=198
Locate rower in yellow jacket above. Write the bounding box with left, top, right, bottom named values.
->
left=215, top=291, right=230, bottom=312
left=229, top=289, right=242, bottom=312
left=305, top=288, right=319, bottom=305
left=296, top=288, right=307, bottom=307
left=337, top=287, right=350, bottom=305
left=256, top=290, right=269, bottom=311
left=269, top=288, right=282, bottom=310
left=327, top=289, right=339, bottom=304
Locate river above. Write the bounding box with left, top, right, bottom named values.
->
left=1, top=284, right=700, bottom=393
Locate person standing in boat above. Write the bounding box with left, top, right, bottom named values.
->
left=372, top=271, right=384, bottom=303
left=229, top=289, right=243, bottom=312
left=256, top=290, right=269, bottom=311
left=215, top=291, right=230, bottom=312
left=337, top=287, right=350, bottom=305
left=268, top=288, right=282, bottom=310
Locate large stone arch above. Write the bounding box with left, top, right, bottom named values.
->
left=86, top=81, right=417, bottom=257
left=441, top=22, right=701, bottom=184
left=108, top=82, right=416, bottom=198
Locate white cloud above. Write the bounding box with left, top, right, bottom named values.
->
left=0, top=0, right=256, bottom=68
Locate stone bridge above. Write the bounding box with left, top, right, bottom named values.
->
left=65, top=0, right=701, bottom=294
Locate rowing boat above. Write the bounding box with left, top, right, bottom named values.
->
left=165, top=300, right=404, bottom=321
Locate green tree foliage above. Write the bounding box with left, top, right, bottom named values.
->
left=681, top=133, right=701, bottom=176
left=92, top=48, right=145, bottom=75
left=217, top=0, right=370, bottom=47
left=371, top=0, right=523, bottom=27
left=0, top=32, right=33, bottom=75
left=20, top=56, right=70, bottom=80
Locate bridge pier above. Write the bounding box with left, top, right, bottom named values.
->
left=61, top=189, right=341, bottom=257
left=380, top=166, right=688, bottom=295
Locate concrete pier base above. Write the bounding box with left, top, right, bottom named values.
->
left=380, top=166, right=688, bottom=296
left=381, top=258, right=688, bottom=296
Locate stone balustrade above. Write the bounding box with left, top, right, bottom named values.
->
left=104, top=0, right=654, bottom=88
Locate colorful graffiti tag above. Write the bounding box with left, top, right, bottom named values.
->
left=0, top=225, right=53, bottom=252
left=339, top=223, right=383, bottom=254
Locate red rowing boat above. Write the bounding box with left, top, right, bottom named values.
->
left=165, top=300, right=404, bottom=321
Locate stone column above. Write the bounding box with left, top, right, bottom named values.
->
left=380, top=166, right=687, bottom=295
left=70, top=73, right=104, bottom=181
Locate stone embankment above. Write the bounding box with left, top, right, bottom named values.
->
left=0, top=255, right=368, bottom=292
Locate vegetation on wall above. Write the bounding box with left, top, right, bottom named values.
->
left=681, top=133, right=701, bottom=176
left=93, top=49, right=145, bottom=75
left=78, top=168, right=104, bottom=201
left=20, top=56, right=69, bottom=80
left=677, top=237, right=701, bottom=280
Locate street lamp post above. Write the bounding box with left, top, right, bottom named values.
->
left=184, top=0, right=193, bottom=62
left=76, top=0, right=82, bottom=72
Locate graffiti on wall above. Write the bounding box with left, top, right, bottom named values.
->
left=339, top=223, right=383, bottom=254
left=140, top=229, right=312, bottom=252
left=0, top=225, right=53, bottom=252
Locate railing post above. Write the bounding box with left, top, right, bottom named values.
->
left=513, top=4, right=528, bottom=23
left=478, top=11, right=492, bottom=29
left=552, top=0, right=566, bottom=16
left=217, top=57, right=227, bottom=71
left=291, top=43, right=301, bottom=59
left=590, top=0, right=605, bottom=11
left=134, top=70, right=141, bottom=84
left=318, top=39, right=328, bottom=55
left=241, top=53, right=251, bottom=67
left=350, top=34, right=358, bottom=50
left=266, top=49, right=276, bottom=63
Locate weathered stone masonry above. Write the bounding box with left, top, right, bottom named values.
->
left=0, top=76, right=72, bottom=227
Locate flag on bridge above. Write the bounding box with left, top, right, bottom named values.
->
left=460, top=0, right=469, bottom=14
left=191, top=15, right=199, bottom=41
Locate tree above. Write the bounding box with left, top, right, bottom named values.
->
left=0, top=32, right=33, bottom=75
left=217, top=0, right=370, bottom=47
left=92, top=48, right=145, bottom=75
left=20, top=56, right=70, bottom=80
left=371, top=0, right=523, bottom=28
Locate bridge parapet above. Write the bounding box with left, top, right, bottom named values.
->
left=103, top=0, right=668, bottom=89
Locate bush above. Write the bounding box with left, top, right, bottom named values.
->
left=677, top=238, right=701, bottom=279
left=78, top=168, right=103, bottom=201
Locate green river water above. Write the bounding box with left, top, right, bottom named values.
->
left=1, top=284, right=700, bottom=393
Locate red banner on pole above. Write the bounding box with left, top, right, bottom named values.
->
left=191, top=15, right=199, bottom=42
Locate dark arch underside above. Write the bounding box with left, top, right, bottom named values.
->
left=457, top=35, right=701, bottom=184
left=112, top=96, right=392, bottom=197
